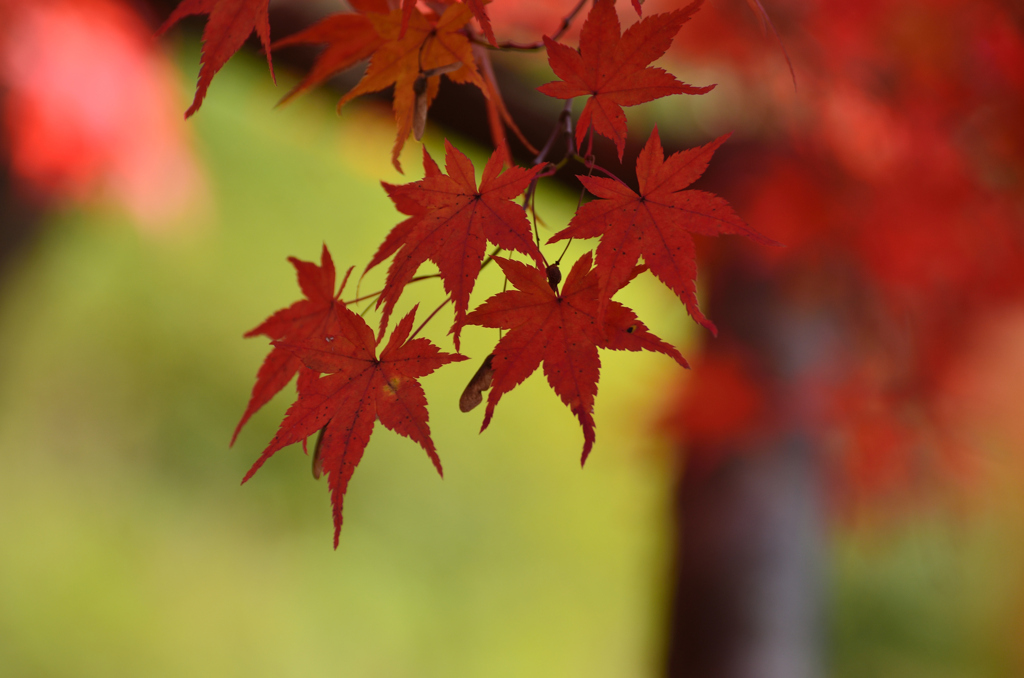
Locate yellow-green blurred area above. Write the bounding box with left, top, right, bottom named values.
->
left=1, top=47, right=1023, bottom=678
left=832, top=514, right=1024, bottom=678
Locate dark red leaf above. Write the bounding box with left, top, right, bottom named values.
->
left=232, top=245, right=349, bottom=445
left=466, top=253, right=686, bottom=464
left=243, top=305, right=465, bottom=547
left=376, top=142, right=544, bottom=349
left=537, top=0, right=710, bottom=158
left=550, top=127, right=778, bottom=331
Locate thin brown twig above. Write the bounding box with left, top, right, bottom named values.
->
left=472, top=43, right=540, bottom=154
left=523, top=99, right=574, bottom=208
left=481, top=246, right=503, bottom=270
left=744, top=0, right=798, bottom=91
left=470, top=0, right=591, bottom=50
left=358, top=298, right=376, bottom=318
left=343, top=274, right=440, bottom=305
left=405, top=248, right=502, bottom=339
left=551, top=0, right=591, bottom=42
left=539, top=101, right=574, bottom=165
left=556, top=237, right=574, bottom=264
left=520, top=99, right=574, bottom=264
left=530, top=187, right=549, bottom=267
left=572, top=153, right=624, bottom=182
left=409, top=298, right=451, bottom=341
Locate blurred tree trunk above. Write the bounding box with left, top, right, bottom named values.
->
left=664, top=257, right=829, bottom=678
left=666, top=442, right=824, bottom=678
left=0, top=160, right=41, bottom=277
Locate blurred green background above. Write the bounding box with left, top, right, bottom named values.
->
left=1, top=47, right=1022, bottom=678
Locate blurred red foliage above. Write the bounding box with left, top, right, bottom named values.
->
left=655, top=0, right=1024, bottom=510
left=0, top=0, right=201, bottom=228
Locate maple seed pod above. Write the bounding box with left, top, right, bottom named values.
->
left=312, top=425, right=327, bottom=480
left=413, top=63, right=463, bottom=141
left=413, top=75, right=429, bottom=141
left=460, top=354, right=495, bottom=413
left=546, top=263, right=562, bottom=293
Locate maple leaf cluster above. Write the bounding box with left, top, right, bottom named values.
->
left=160, top=0, right=774, bottom=545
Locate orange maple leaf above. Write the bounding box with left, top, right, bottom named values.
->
left=400, top=0, right=498, bottom=47
left=271, top=0, right=388, bottom=105
left=339, top=3, right=485, bottom=171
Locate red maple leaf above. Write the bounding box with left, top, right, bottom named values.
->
left=243, top=305, right=466, bottom=547
left=364, top=147, right=444, bottom=274
left=232, top=245, right=349, bottom=445
left=550, top=127, right=777, bottom=332
left=158, top=0, right=273, bottom=118
left=373, top=142, right=545, bottom=350
left=270, top=0, right=388, bottom=105
left=537, top=0, right=711, bottom=159
left=465, top=253, right=687, bottom=463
